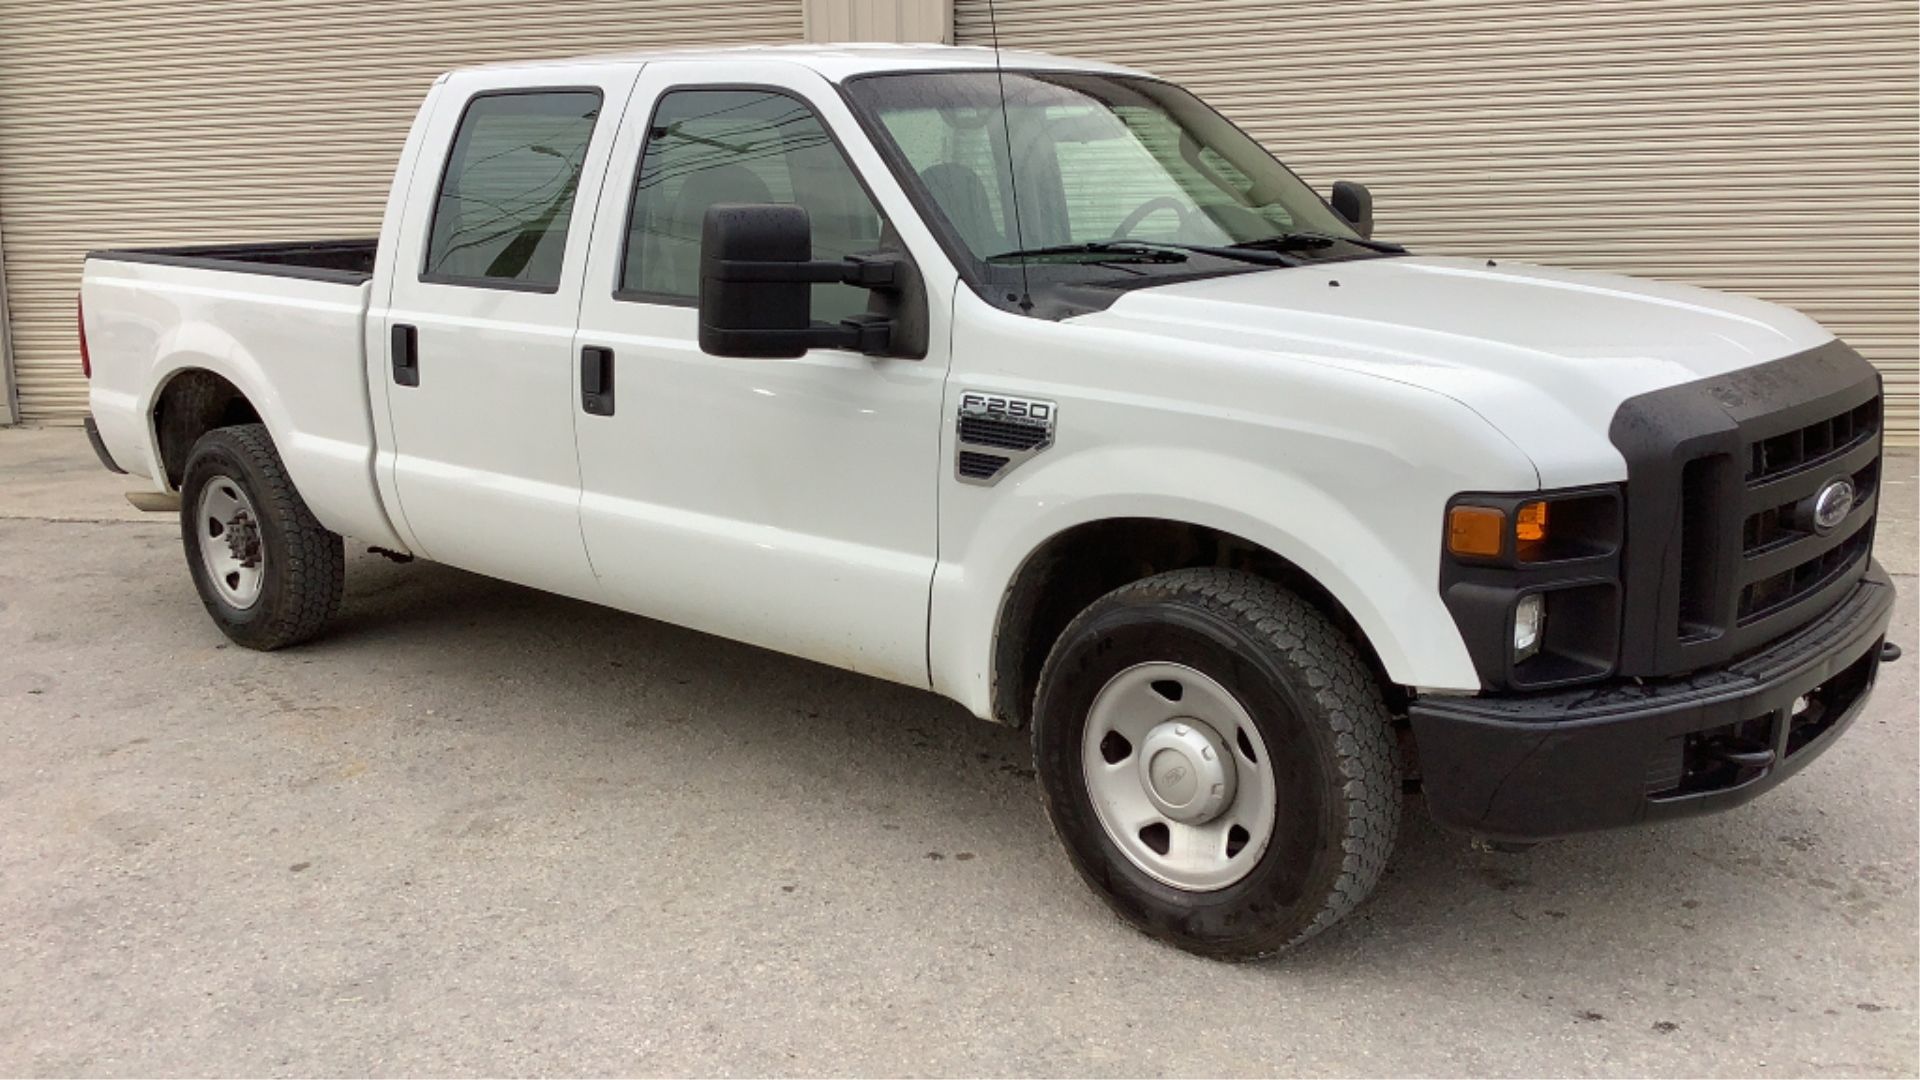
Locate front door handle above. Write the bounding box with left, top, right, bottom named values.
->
left=581, top=345, right=614, bottom=416
left=391, top=324, right=419, bottom=386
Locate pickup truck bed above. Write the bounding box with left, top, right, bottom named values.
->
left=83, top=241, right=402, bottom=551
left=86, top=239, right=377, bottom=284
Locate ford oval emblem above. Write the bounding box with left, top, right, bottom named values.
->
left=1812, top=478, right=1855, bottom=534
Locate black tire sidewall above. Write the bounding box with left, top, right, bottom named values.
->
left=1035, top=597, right=1352, bottom=953
left=179, top=431, right=297, bottom=643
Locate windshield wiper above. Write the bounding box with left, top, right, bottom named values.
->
left=989, top=240, right=1303, bottom=268
left=1234, top=232, right=1407, bottom=254
left=987, top=242, right=1188, bottom=264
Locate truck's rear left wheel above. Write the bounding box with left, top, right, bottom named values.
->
left=1032, top=568, right=1401, bottom=960
left=179, top=424, right=345, bottom=650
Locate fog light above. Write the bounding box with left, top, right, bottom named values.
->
left=1514, top=593, right=1546, bottom=661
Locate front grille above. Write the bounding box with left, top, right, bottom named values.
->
left=1747, top=398, right=1878, bottom=483
left=1689, top=390, right=1885, bottom=650
left=1738, top=515, right=1873, bottom=622
left=1736, top=455, right=1878, bottom=623
left=1741, top=455, right=1880, bottom=553
left=1610, top=340, right=1883, bottom=676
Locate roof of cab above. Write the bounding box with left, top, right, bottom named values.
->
left=459, top=42, right=1147, bottom=83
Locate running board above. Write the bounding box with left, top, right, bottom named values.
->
left=125, top=491, right=181, bottom=512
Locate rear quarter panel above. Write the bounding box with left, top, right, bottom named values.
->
left=81, top=259, right=402, bottom=549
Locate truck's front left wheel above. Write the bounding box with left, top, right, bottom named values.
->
left=180, top=424, right=345, bottom=650
left=1032, top=568, right=1401, bottom=960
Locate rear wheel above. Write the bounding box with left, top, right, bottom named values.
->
left=179, top=424, right=345, bottom=650
left=1032, top=568, right=1400, bottom=959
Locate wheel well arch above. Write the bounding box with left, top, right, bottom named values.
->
left=989, top=517, right=1406, bottom=728
left=152, top=368, right=262, bottom=488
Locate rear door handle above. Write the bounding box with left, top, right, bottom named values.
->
left=391, top=324, right=419, bottom=387
left=581, top=345, right=614, bottom=416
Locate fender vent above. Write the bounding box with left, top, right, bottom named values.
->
left=957, top=451, right=1010, bottom=481
left=954, top=391, right=1056, bottom=486
left=958, top=415, right=1049, bottom=452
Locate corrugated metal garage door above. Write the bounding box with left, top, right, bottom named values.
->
left=0, top=0, right=801, bottom=424
left=957, top=0, right=1919, bottom=444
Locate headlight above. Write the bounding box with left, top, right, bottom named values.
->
left=1513, top=593, right=1545, bottom=661
left=1441, top=487, right=1624, bottom=690
left=1447, top=493, right=1619, bottom=563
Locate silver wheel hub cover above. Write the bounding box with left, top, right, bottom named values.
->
left=1081, top=661, right=1278, bottom=892
left=1139, top=720, right=1235, bottom=824
left=196, top=475, right=267, bottom=610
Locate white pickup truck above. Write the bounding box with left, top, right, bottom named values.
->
left=80, top=44, right=1896, bottom=959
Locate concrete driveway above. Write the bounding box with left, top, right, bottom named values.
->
left=1, top=425, right=1914, bottom=1077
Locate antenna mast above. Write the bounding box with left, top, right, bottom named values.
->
left=986, top=0, right=1033, bottom=311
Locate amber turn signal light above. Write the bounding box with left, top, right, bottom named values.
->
left=1515, top=500, right=1549, bottom=559
left=1447, top=505, right=1506, bottom=558
left=1516, top=501, right=1549, bottom=542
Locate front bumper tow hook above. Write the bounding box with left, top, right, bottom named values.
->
left=1881, top=642, right=1902, bottom=663
left=1704, top=740, right=1776, bottom=770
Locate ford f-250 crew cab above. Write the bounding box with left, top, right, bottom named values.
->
left=79, top=44, right=1897, bottom=959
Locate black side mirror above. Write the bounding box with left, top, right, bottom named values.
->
left=698, top=203, right=922, bottom=360
left=1330, top=181, right=1374, bottom=240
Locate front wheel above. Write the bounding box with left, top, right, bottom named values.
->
left=179, top=424, right=345, bottom=650
left=1032, top=568, right=1401, bottom=959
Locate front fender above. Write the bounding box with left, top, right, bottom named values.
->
left=929, top=443, right=1496, bottom=721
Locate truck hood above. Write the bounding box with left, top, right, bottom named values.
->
left=1079, top=254, right=1836, bottom=485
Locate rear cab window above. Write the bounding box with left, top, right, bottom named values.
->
left=423, top=90, right=604, bottom=291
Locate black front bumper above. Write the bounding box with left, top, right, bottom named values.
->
left=1411, top=562, right=1895, bottom=842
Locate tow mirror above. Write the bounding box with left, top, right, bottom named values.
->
left=1330, top=181, right=1374, bottom=240
left=698, top=203, right=918, bottom=359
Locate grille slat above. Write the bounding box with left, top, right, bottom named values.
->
left=1739, top=495, right=1874, bottom=588
left=1746, top=398, right=1879, bottom=485
left=1742, top=430, right=1881, bottom=515
left=1674, top=455, right=1724, bottom=640
left=1729, top=398, right=1882, bottom=626
left=1738, top=529, right=1872, bottom=626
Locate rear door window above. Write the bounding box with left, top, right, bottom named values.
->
left=424, top=90, right=604, bottom=290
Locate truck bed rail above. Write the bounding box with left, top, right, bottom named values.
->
left=87, top=239, right=376, bottom=285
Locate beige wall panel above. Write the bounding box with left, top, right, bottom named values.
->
left=805, top=0, right=952, bottom=42
left=0, top=217, right=15, bottom=424
left=956, top=0, right=1919, bottom=444
left=0, top=0, right=802, bottom=423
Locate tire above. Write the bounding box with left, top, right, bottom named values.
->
left=179, top=423, right=345, bottom=650
left=1032, top=567, right=1400, bottom=960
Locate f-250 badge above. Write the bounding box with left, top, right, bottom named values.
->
left=954, top=392, right=1057, bottom=485
left=959, top=392, right=1054, bottom=423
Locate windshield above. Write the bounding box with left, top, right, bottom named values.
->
left=844, top=71, right=1385, bottom=310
